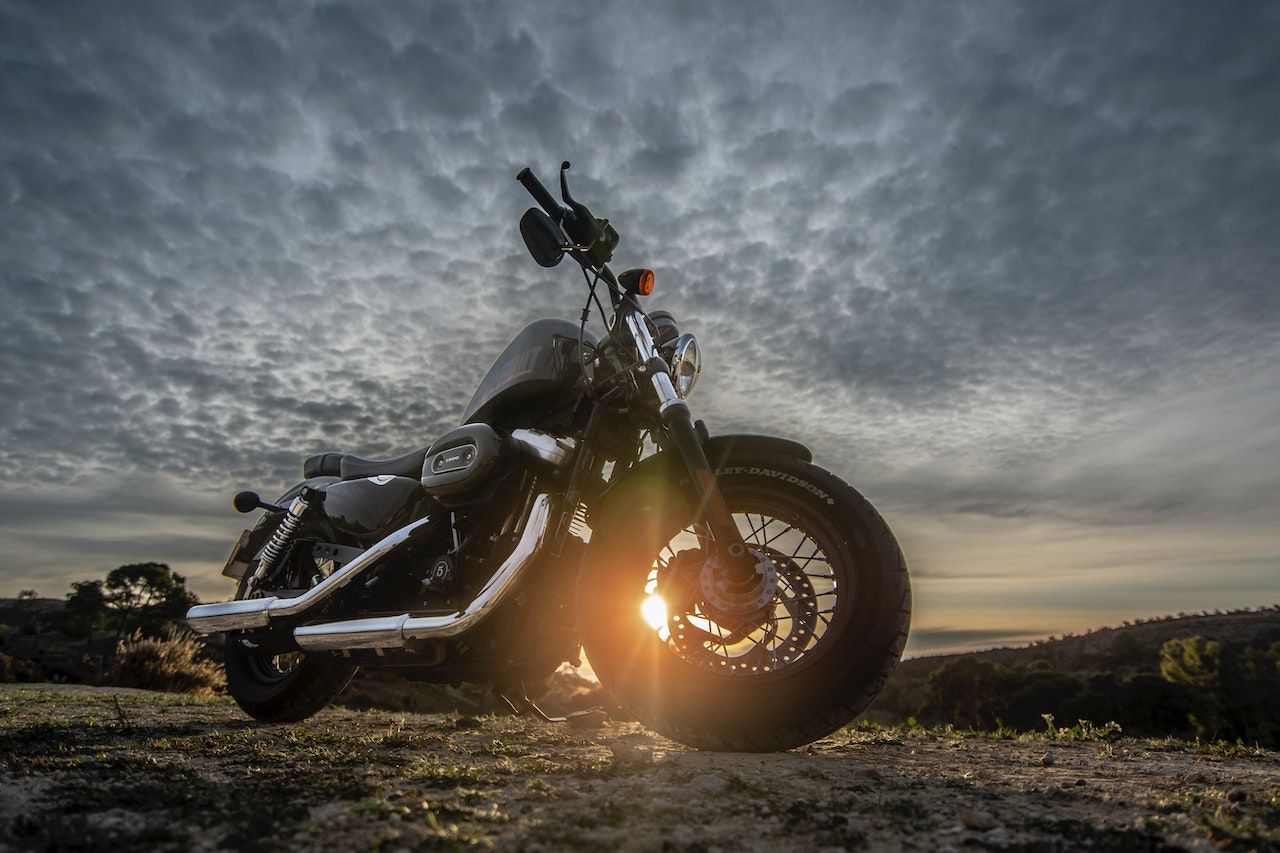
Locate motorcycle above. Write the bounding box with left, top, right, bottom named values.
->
left=186, top=162, right=912, bottom=751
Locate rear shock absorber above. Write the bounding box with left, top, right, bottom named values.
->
left=245, top=486, right=326, bottom=595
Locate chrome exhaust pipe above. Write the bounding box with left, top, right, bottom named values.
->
left=293, top=493, right=551, bottom=652
left=185, top=513, right=441, bottom=634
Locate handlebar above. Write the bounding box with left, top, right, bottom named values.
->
left=517, top=162, right=619, bottom=271
left=516, top=167, right=564, bottom=222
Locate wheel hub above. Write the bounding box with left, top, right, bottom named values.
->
left=667, top=550, right=822, bottom=674
left=699, top=547, right=779, bottom=618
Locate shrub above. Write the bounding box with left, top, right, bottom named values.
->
left=104, top=630, right=225, bottom=696
left=1, top=649, right=40, bottom=682
left=0, top=650, right=18, bottom=682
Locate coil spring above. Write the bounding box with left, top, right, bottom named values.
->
left=248, top=487, right=323, bottom=591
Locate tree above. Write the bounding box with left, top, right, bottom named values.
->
left=1230, top=643, right=1280, bottom=745
left=1003, top=663, right=1084, bottom=731
left=53, top=580, right=109, bottom=639
left=105, top=563, right=199, bottom=639
left=919, top=657, right=1005, bottom=729
left=1160, top=636, right=1229, bottom=739
left=1114, top=674, right=1196, bottom=736
left=17, top=589, right=41, bottom=648
left=1160, top=636, right=1223, bottom=691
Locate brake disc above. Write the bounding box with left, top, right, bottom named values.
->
left=667, top=550, right=820, bottom=674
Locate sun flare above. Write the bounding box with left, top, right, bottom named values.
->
left=641, top=593, right=668, bottom=631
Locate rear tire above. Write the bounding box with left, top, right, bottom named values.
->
left=224, top=517, right=357, bottom=723
left=224, top=636, right=356, bottom=723
left=579, top=454, right=910, bottom=751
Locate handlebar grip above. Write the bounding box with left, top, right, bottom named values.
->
left=517, top=167, right=564, bottom=221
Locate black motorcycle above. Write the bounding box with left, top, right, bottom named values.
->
left=187, top=162, right=911, bottom=751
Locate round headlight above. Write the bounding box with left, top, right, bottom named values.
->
left=670, top=333, right=701, bottom=399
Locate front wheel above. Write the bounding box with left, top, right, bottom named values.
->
left=578, top=454, right=911, bottom=751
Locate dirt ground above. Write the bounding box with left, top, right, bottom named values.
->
left=1, top=684, right=1277, bottom=851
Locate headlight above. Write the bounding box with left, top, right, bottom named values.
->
left=670, top=333, right=701, bottom=399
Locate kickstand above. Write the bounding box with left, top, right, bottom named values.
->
left=497, top=681, right=608, bottom=728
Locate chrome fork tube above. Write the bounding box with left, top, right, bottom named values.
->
left=621, top=305, right=751, bottom=568
left=622, top=308, right=688, bottom=418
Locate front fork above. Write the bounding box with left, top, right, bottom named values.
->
left=622, top=307, right=757, bottom=583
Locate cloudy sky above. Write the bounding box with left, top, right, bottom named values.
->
left=2, top=0, right=1277, bottom=654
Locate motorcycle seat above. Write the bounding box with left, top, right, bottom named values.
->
left=302, top=449, right=430, bottom=481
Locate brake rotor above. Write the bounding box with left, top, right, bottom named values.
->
left=666, top=549, right=821, bottom=674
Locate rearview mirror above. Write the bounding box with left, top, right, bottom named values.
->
left=519, top=208, right=565, bottom=268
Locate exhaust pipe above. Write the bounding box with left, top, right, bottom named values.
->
left=293, top=493, right=552, bottom=651
left=185, top=512, right=442, bottom=634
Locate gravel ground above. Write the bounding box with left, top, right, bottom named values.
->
left=1, top=684, right=1277, bottom=851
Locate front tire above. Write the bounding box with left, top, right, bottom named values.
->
left=579, top=454, right=910, bottom=751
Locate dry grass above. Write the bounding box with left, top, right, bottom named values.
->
left=103, top=630, right=225, bottom=696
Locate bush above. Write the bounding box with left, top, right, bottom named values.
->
left=104, top=630, right=225, bottom=696
left=0, top=649, right=38, bottom=683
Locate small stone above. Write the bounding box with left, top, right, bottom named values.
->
left=609, top=743, right=652, bottom=765
left=1039, top=751, right=1055, bottom=767
left=689, top=774, right=731, bottom=795
left=453, top=716, right=482, bottom=730
left=959, top=809, right=1001, bottom=831
left=984, top=827, right=1012, bottom=845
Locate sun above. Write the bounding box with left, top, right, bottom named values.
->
left=641, top=593, right=668, bottom=631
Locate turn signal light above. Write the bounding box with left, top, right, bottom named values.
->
left=619, top=268, right=655, bottom=296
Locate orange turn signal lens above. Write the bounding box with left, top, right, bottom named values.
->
left=618, top=268, right=655, bottom=296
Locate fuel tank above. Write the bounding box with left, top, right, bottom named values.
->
left=322, top=475, right=429, bottom=540
left=462, top=319, right=597, bottom=425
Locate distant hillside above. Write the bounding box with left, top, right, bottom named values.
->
left=863, top=606, right=1280, bottom=726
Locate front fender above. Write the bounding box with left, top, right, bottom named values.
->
left=594, top=433, right=812, bottom=517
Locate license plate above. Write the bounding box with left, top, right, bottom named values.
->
left=221, top=529, right=254, bottom=579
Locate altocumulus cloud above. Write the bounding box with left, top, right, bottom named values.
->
left=1, top=0, right=1277, bottom=651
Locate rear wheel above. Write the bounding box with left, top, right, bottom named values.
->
left=224, top=517, right=357, bottom=723
left=579, top=454, right=910, bottom=751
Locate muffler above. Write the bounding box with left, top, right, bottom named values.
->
left=185, top=513, right=441, bottom=634
left=293, top=493, right=551, bottom=651
left=186, top=494, right=552, bottom=650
